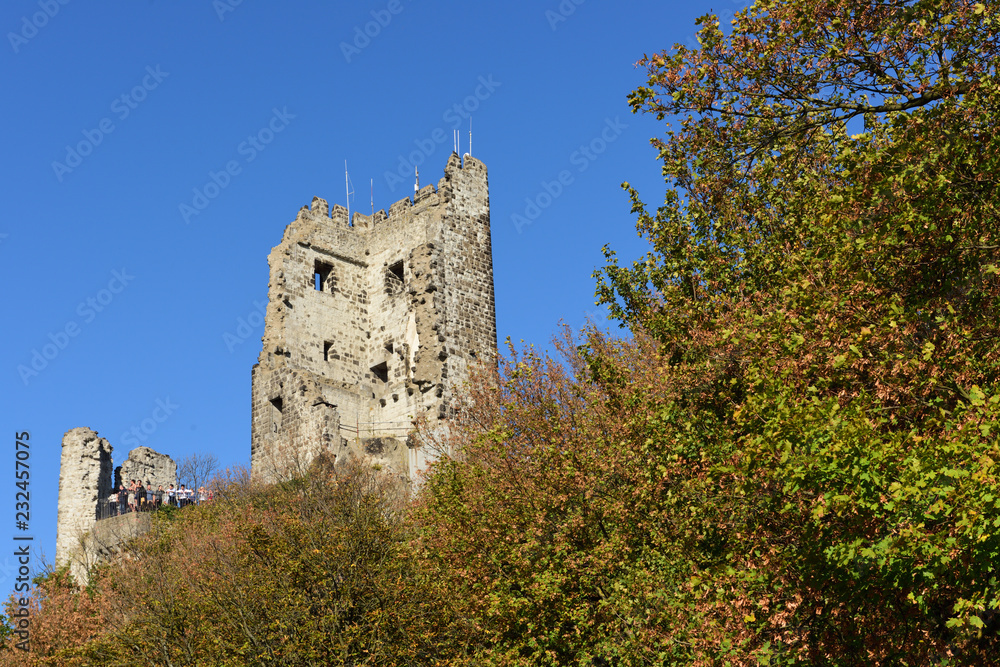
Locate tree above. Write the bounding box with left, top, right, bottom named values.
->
left=67, top=457, right=471, bottom=666
left=177, top=452, right=219, bottom=495
left=587, top=0, right=1000, bottom=662
left=0, top=565, right=104, bottom=666
left=598, top=0, right=1000, bottom=416
left=416, top=331, right=713, bottom=665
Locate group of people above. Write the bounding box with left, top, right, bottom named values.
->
left=108, top=480, right=212, bottom=516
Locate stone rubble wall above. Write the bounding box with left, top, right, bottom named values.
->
left=69, top=511, right=151, bottom=587
left=115, top=446, right=178, bottom=491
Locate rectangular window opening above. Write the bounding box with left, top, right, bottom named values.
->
left=324, top=341, right=333, bottom=362
left=269, top=396, right=283, bottom=433
left=314, top=260, right=333, bottom=292
left=385, top=260, right=404, bottom=295
left=370, top=361, right=388, bottom=384
left=388, top=260, right=404, bottom=282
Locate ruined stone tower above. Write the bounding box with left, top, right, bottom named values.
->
left=56, top=427, right=113, bottom=569
left=251, top=153, right=496, bottom=481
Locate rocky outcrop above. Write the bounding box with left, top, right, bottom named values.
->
left=55, top=427, right=113, bottom=568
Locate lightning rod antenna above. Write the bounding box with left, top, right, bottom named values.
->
left=345, top=160, right=355, bottom=224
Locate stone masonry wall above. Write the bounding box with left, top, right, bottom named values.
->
left=250, top=365, right=345, bottom=480
left=70, top=512, right=151, bottom=587
left=251, top=154, right=496, bottom=481
left=56, top=427, right=113, bottom=568
left=438, top=155, right=496, bottom=416
left=115, top=446, right=178, bottom=491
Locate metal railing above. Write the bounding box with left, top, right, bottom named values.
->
left=96, top=494, right=207, bottom=521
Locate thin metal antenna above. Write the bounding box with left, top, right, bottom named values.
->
left=345, top=160, right=354, bottom=224
left=370, top=178, right=374, bottom=216
left=414, top=166, right=419, bottom=194
left=469, top=117, right=472, bottom=157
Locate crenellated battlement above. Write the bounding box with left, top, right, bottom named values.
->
left=387, top=197, right=411, bottom=218
left=294, top=154, right=488, bottom=234
left=311, top=196, right=329, bottom=218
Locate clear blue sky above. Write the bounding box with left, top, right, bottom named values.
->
left=0, top=0, right=742, bottom=590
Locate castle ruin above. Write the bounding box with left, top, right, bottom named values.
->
left=55, top=152, right=497, bottom=584
left=251, top=153, right=496, bottom=481
left=55, top=428, right=175, bottom=584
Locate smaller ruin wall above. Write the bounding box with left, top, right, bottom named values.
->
left=115, top=446, right=178, bottom=490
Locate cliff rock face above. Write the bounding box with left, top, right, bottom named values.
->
left=55, top=427, right=113, bottom=568
left=115, top=446, right=177, bottom=490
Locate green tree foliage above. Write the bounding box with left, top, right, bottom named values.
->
left=600, top=0, right=1000, bottom=411
left=417, top=0, right=1000, bottom=664
left=590, top=0, right=1000, bottom=662
left=417, top=331, right=778, bottom=665
left=417, top=335, right=663, bottom=665
left=67, top=459, right=468, bottom=666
